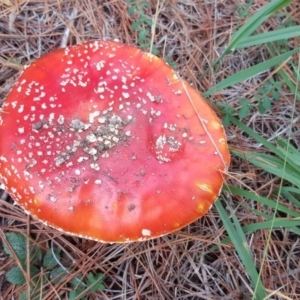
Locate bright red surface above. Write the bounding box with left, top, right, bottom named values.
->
left=0, top=40, right=230, bottom=242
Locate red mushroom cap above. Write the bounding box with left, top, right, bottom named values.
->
left=0, top=40, right=230, bottom=242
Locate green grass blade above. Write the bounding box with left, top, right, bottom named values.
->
left=223, top=185, right=300, bottom=218
left=205, top=215, right=300, bottom=254
left=266, top=43, right=300, bottom=101
left=280, top=186, right=300, bottom=195
left=215, top=200, right=267, bottom=299
left=236, top=25, right=300, bottom=49
left=230, top=119, right=300, bottom=178
left=245, top=208, right=300, bottom=236
left=276, top=139, right=300, bottom=167
left=243, top=219, right=300, bottom=233
left=203, top=47, right=299, bottom=97
left=199, top=0, right=291, bottom=81
left=247, top=207, right=278, bottom=221
left=228, top=116, right=283, bottom=157
left=232, top=151, right=300, bottom=189
left=276, top=68, right=300, bottom=101
left=229, top=0, right=292, bottom=51
left=275, top=186, right=300, bottom=207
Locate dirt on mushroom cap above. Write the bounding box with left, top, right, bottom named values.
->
left=0, top=40, right=230, bottom=243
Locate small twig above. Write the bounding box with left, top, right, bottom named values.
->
left=60, top=8, right=78, bottom=48
left=150, top=0, right=160, bottom=54
left=50, top=239, right=86, bottom=287
left=0, top=57, right=23, bottom=71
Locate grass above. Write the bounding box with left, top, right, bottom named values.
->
left=202, top=2, right=300, bottom=298
left=1, top=0, right=300, bottom=299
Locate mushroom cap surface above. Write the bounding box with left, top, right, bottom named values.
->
left=0, top=40, right=230, bottom=242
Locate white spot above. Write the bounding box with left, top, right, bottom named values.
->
left=18, top=105, right=24, bottom=113
left=98, top=117, right=106, bottom=124
left=95, top=87, right=105, bottom=93
left=49, top=113, right=55, bottom=124
left=57, top=115, right=65, bottom=125
left=78, top=156, right=88, bottom=163
left=102, top=152, right=109, bottom=158
left=87, top=148, right=97, bottom=156
left=174, top=90, right=182, bottom=95
left=95, top=179, right=102, bottom=185
left=90, top=163, right=100, bottom=171
left=89, top=111, right=100, bottom=123
left=142, top=229, right=151, bottom=237
left=156, top=135, right=166, bottom=149
left=96, top=60, right=105, bottom=70
left=0, top=156, right=8, bottom=162
left=18, top=127, right=25, bottom=134
left=198, top=184, right=212, bottom=193
left=146, top=92, right=155, bottom=102
left=86, top=133, right=97, bottom=143
left=49, top=195, right=56, bottom=202
left=122, top=92, right=130, bottom=99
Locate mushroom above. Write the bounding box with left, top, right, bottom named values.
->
left=0, top=40, right=230, bottom=242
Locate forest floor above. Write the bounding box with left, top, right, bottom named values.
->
left=0, top=1, right=300, bottom=299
